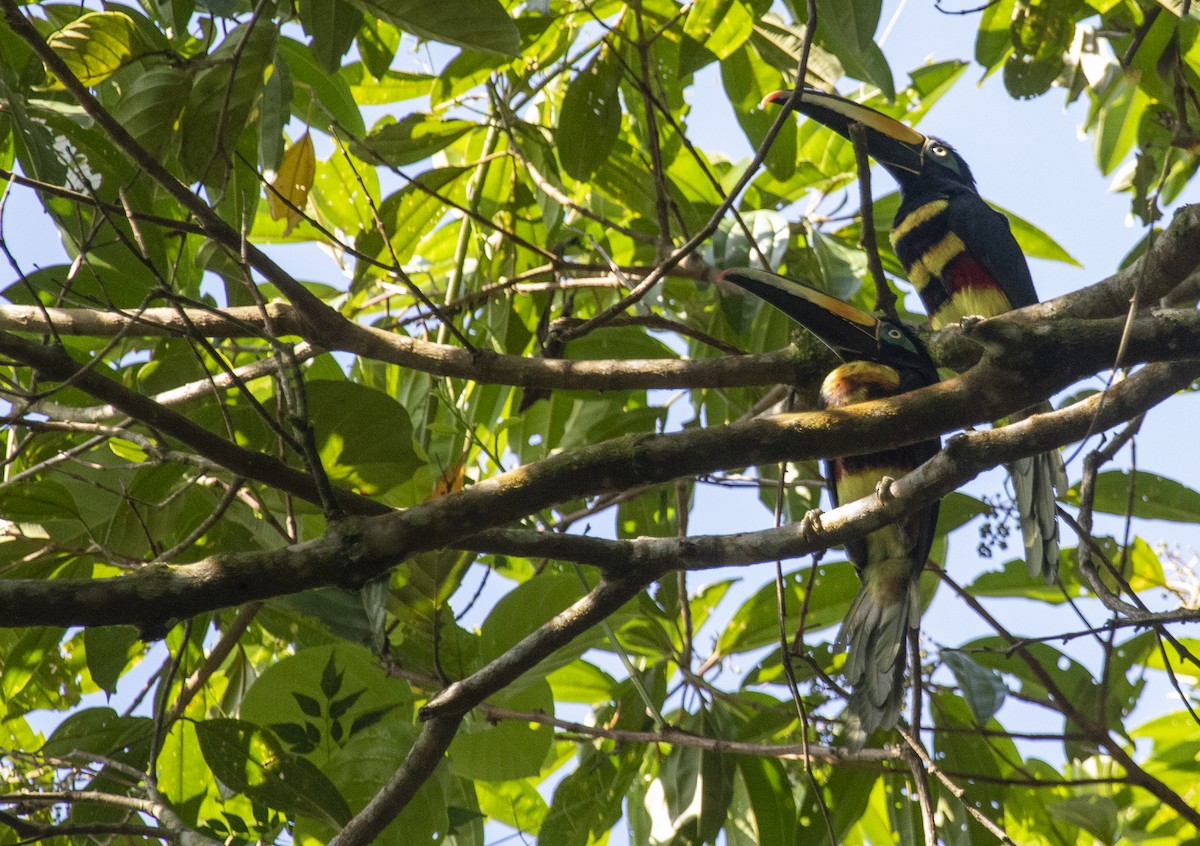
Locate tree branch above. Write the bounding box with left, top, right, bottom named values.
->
left=0, top=330, right=388, bottom=518
left=0, top=0, right=350, bottom=345
left=935, top=565, right=1200, bottom=830
left=3, top=331, right=1196, bottom=629
left=459, top=358, right=1200, bottom=576
left=327, top=715, right=461, bottom=846
left=421, top=574, right=652, bottom=718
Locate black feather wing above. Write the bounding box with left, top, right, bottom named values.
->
left=946, top=191, right=1039, bottom=309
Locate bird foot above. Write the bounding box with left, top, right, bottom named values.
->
left=799, top=508, right=824, bottom=541
left=876, top=476, right=897, bottom=503
left=958, top=315, right=986, bottom=331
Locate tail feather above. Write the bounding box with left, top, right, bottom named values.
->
left=835, top=573, right=920, bottom=751
left=1010, top=448, right=1068, bottom=583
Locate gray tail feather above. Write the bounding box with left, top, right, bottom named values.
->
left=835, top=577, right=920, bottom=751
left=1010, top=449, right=1068, bottom=583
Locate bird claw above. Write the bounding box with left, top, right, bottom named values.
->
left=799, top=508, right=824, bottom=541
left=958, top=314, right=986, bottom=331
left=876, top=476, right=896, bottom=503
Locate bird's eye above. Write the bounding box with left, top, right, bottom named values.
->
left=928, top=142, right=948, bottom=157
left=886, top=327, right=902, bottom=340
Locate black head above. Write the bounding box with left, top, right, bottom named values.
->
left=719, top=268, right=936, bottom=374
left=762, top=89, right=977, bottom=194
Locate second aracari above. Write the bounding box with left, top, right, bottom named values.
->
left=721, top=267, right=940, bottom=750
left=762, top=88, right=1067, bottom=582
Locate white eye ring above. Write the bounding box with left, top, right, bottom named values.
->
left=929, top=142, right=948, bottom=157
left=886, top=327, right=903, bottom=339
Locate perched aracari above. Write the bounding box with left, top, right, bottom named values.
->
left=721, top=267, right=940, bottom=750
left=762, top=88, right=1067, bottom=582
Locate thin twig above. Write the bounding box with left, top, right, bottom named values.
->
left=849, top=122, right=898, bottom=321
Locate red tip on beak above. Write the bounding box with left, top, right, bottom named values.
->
left=759, top=89, right=792, bottom=110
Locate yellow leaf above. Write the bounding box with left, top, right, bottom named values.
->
left=267, top=132, right=316, bottom=234
left=426, top=459, right=466, bottom=501
left=47, top=12, right=146, bottom=87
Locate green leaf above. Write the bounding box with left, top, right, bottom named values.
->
left=320, top=650, right=343, bottom=698
left=933, top=491, right=989, bottom=537
left=0, top=479, right=80, bottom=523
left=1126, top=536, right=1167, bottom=591
left=431, top=46, right=512, bottom=108
left=975, top=0, right=1017, bottom=70
left=617, top=486, right=677, bottom=539
left=308, top=721, right=451, bottom=843
left=816, top=0, right=894, bottom=100
left=968, top=554, right=1082, bottom=603
left=3, top=627, right=65, bottom=701
left=83, top=626, right=139, bottom=695
left=1046, top=795, right=1118, bottom=844
left=656, top=708, right=737, bottom=843
left=475, top=779, right=548, bottom=834
left=41, top=707, right=152, bottom=757
left=305, top=379, right=422, bottom=495
left=448, top=677, right=553, bottom=781
left=942, top=649, right=1007, bottom=723
left=47, top=11, right=150, bottom=86
left=1094, top=81, right=1149, bottom=175
left=355, top=165, right=466, bottom=285
left=706, top=209, right=791, bottom=270
left=930, top=693, right=1007, bottom=829
left=721, top=41, right=797, bottom=179
left=811, top=228, right=866, bottom=299
left=357, top=113, right=477, bottom=167
left=344, top=0, right=520, bottom=57
left=180, top=23, right=278, bottom=185
left=557, top=46, right=622, bottom=181
left=716, top=561, right=861, bottom=657
left=960, top=637, right=1102, bottom=759
left=750, top=15, right=843, bottom=89
left=986, top=200, right=1081, bottom=266
left=240, top=643, right=412, bottom=767
left=478, top=574, right=604, bottom=686
left=565, top=324, right=678, bottom=362
left=545, top=661, right=616, bottom=703
left=684, top=0, right=755, bottom=60
left=196, top=718, right=352, bottom=827
left=1138, top=637, right=1200, bottom=682
left=903, top=60, right=969, bottom=125
left=278, top=37, right=366, bottom=138
left=1071, top=470, right=1200, bottom=523
left=736, top=756, right=796, bottom=844
left=109, top=66, right=189, bottom=156
left=298, top=0, right=362, bottom=73
left=540, top=745, right=641, bottom=845
left=343, top=64, right=433, bottom=105
left=311, top=148, right=378, bottom=238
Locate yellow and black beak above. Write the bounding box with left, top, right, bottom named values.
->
left=762, top=89, right=926, bottom=178
left=719, top=268, right=880, bottom=362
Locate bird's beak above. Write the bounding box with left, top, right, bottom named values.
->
left=719, top=268, right=878, bottom=361
left=762, top=89, right=925, bottom=177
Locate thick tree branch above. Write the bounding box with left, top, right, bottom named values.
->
left=326, top=715, right=461, bottom=846
left=421, top=574, right=651, bottom=718
left=3, top=330, right=1196, bottom=630
left=461, top=355, right=1200, bottom=573
left=1038, top=204, right=1200, bottom=321
left=0, top=303, right=821, bottom=392
left=1, top=272, right=1197, bottom=398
